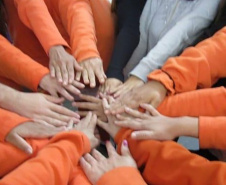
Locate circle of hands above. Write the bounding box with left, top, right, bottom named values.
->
left=5, top=48, right=168, bottom=183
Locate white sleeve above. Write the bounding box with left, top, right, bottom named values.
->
left=130, top=0, right=220, bottom=82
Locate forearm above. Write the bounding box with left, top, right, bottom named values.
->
left=0, top=131, right=91, bottom=185
left=56, top=0, right=99, bottom=62
left=115, top=129, right=226, bottom=185
left=14, top=0, right=68, bottom=54
left=149, top=27, right=226, bottom=94
left=0, top=36, right=49, bottom=91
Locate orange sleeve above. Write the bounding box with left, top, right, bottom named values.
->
left=148, top=27, right=226, bottom=95
left=115, top=129, right=226, bottom=185
left=0, top=130, right=91, bottom=185
left=0, top=108, right=29, bottom=142
left=97, top=167, right=147, bottom=185
left=55, top=0, right=100, bottom=62
left=199, top=117, right=226, bottom=150
left=0, top=35, right=49, bottom=91
left=14, top=0, right=69, bottom=54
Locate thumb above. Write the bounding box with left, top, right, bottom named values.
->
left=140, top=103, right=160, bottom=116
left=121, top=140, right=131, bottom=157
left=8, top=134, right=33, bottom=154
left=45, top=94, right=64, bottom=104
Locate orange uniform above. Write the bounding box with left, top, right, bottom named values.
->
left=5, top=0, right=114, bottom=71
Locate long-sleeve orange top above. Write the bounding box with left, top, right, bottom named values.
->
left=147, top=27, right=226, bottom=150
left=107, top=129, right=226, bottom=185
left=0, top=35, right=49, bottom=91
left=0, top=108, right=29, bottom=142
left=14, top=0, right=100, bottom=62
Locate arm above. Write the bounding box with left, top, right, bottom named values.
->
left=131, top=0, right=220, bottom=82
left=148, top=27, right=226, bottom=94
left=115, top=129, right=226, bottom=185
left=56, top=0, right=99, bottom=62
left=0, top=130, right=91, bottom=185
left=14, top=0, right=69, bottom=54
left=0, top=35, right=49, bottom=91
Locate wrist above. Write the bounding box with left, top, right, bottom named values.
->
left=174, top=117, right=199, bottom=138
left=0, top=84, right=21, bottom=110
left=49, top=45, right=65, bottom=56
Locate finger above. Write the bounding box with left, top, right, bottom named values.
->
left=48, top=110, right=77, bottom=124
left=89, top=114, right=97, bottom=130
left=80, top=157, right=91, bottom=172
left=87, top=67, right=96, bottom=88
left=72, top=80, right=85, bottom=89
left=115, top=114, right=129, bottom=121
left=8, top=134, right=33, bottom=154
left=66, top=119, right=73, bottom=130
left=77, top=111, right=89, bottom=117
left=62, top=64, right=69, bottom=85
left=74, top=60, right=83, bottom=72
left=42, top=116, right=68, bottom=127
left=91, top=149, right=105, bottom=161
left=50, top=65, right=56, bottom=78
left=48, top=89, right=59, bottom=98
left=114, top=119, right=142, bottom=130
left=50, top=103, right=80, bottom=118
left=113, top=85, right=126, bottom=98
left=106, top=141, right=117, bottom=158
left=45, top=95, right=64, bottom=104
left=75, top=71, right=82, bottom=82
left=121, top=140, right=132, bottom=157
left=150, top=98, right=162, bottom=109
left=72, top=102, right=96, bottom=111
left=98, top=84, right=105, bottom=94
left=64, top=84, right=81, bottom=96
left=38, top=125, right=67, bottom=137
left=83, top=153, right=96, bottom=166
left=97, top=119, right=110, bottom=133
left=102, top=98, right=110, bottom=111
left=82, top=69, right=89, bottom=85
left=140, top=103, right=161, bottom=116
left=56, top=65, right=63, bottom=83
left=107, top=96, right=115, bottom=105
left=67, top=63, right=75, bottom=84
left=131, top=130, right=154, bottom=140
left=124, top=107, right=149, bottom=119
left=81, top=112, right=92, bottom=127
left=58, top=88, right=74, bottom=101
left=78, top=94, right=99, bottom=103
left=95, top=67, right=105, bottom=85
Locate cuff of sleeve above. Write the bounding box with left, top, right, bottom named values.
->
left=50, top=130, right=91, bottom=154
left=199, top=117, right=226, bottom=150
left=97, top=167, right=146, bottom=185
left=129, top=59, right=153, bottom=82
left=0, top=109, right=29, bottom=142
left=148, top=69, right=175, bottom=95
left=73, top=45, right=100, bottom=63
left=31, top=67, right=49, bottom=92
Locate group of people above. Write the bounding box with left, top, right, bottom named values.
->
left=0, top=0, right=226, bottom=184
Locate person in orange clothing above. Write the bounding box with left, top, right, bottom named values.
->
left=5, top=0, right=114, bottom=88
left=0, top=111, right=99, bottom=185
left=80, top=96, right=226, bottom=185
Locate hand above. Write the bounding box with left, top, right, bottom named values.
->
left=49, top=45, right=82, bottom=85
left=39, top=74, right=85, bottom=101
left=80, top=140, right=137, bottom=185
left=97, top=98, right=121, bottom=138
left=75, top=58, right=106, bottom=88
left=109, top=80, right=167, bottom=115
left=6, top=121, right=66, bottom=154
left=7, top=92, right=80, bottom=126
left=113, top=76, right=144, bottom=98
left=115, top=104, right=199, bottom=140
left=98, top=78, right=123, bottom=95
left=72, top=94, right=107, bottom=122
left=72, top=112, right=100, bottom=149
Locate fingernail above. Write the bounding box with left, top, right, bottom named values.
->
left=131, top=132, right=136, bottom=138
left=122, top=140, right=128, bottom=147
left=26, top=148, right=33, bottom=155
left=125, top=107, right=130, bottom=111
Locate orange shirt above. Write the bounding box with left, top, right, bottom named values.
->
left=0, top=35, right=49, bottom=91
